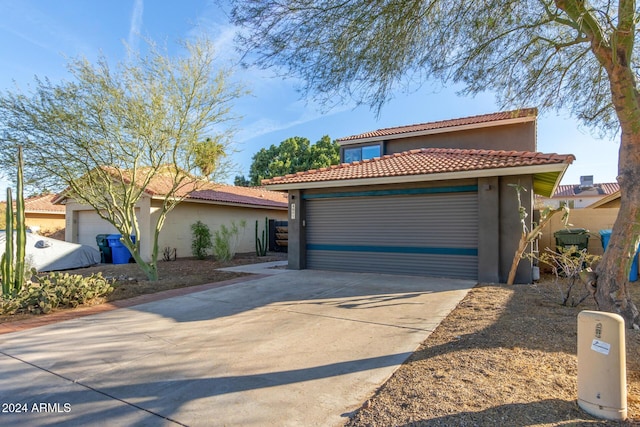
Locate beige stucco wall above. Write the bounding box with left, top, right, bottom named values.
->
left=25, top=213, right=65, bottom=234
left=152, top=200, right=287, bottom=259
left=538, top=207, right=619, bottom=256
left=65, top=195, right=287, bottom=262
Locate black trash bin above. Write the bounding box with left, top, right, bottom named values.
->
left=96, top=234, right=112, bottom=263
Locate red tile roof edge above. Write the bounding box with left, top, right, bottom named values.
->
left=187, top=187, right=288, bottom=209
left=551, top=182, right=620, bottom=198
left=337, top=108, right=538, bottom=142
left=21, top=194, right=66, bottom=213
left=262, top=147, right=574, bottom=186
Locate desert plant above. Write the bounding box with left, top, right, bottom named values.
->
left=538, top=246, right=601, bottom=307
left=0, top=272, right=114, bottom=315
left=163, top=247, right=177, bottom=261
left=255, top=217, right=268, bottom=256
left=213, top=220, right=246, bottom=262
left=1, top=146, right=27, bottom=296
left=191, top=221, right=213, bottom=259
left=507, top=183, right=570, bottom=285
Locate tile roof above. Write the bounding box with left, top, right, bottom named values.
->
left=337, top=108, right=537, bottom=143
left=552, top=182, right=620, bottom=198
left=55, top=167, right=287, bottom=210
left=23, top=194, right=65, bottom=214
left=262, top=148, right=574, bottom=186
left=188, top=183, right=288, bottom=209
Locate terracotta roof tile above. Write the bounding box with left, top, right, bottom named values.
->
left=188, top=183, right=287, bottom=209
left=337, top=108, right=537, bottom=142
left=56, top=167, right=287, bottom=210
left=23, top=194, right=65, bottom=214
left=553, top=182, right=620, bottom=198
left=262, top=148, right=575, bottom=186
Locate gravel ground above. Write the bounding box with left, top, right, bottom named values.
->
left=345, top=279, right=639, bottom=426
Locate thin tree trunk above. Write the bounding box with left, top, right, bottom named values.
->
left=594, top=69, right=640, bottom=328
left=555, top=0, right=640, bottom=329
left=594, top=133, right=640, bottom=329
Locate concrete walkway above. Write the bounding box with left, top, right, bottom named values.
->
left=0, top=267, right=475, bottom=427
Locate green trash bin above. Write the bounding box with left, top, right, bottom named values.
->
left=554, top=228, right=590, bottom=251
left=96, top=234, right=112, bottom=263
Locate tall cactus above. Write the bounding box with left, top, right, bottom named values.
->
left=1, top=146, right=27, bottom=296
left=14, top=145, right=26, bottom=290
left=2, top=188, right=15, bottom=295
left=255, top=216, right=268, bottom=256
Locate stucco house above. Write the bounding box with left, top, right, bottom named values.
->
left=55, top=179, right=288, bottom=261
left=586, top=189, right=621, bottom=209
left=538, top=176, right=619, bottom=209
left=12, top=193, right=66, bottom=238
left=263, top=109, right=574, bottom=284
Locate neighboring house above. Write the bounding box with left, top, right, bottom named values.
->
left=55, top=180, right=288, bottom=261
left=264, top=109, right=574, bottom=284
left=23, top=193, right=66, bottom=236
left=538, top=176, right=619, bottom=209
left=587, top=189, right=621, bottom=209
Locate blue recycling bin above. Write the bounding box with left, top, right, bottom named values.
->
left=600, top=230, right=639, bottom=281
left=107, top=234, right=135, bottom=264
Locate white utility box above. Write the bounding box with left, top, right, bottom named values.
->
left=577, top=310, right=627, bottom=421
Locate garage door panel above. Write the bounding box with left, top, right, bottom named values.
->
left=304, top=189, right=478, bottom=279
left=307, top=250, right=478, bottom=279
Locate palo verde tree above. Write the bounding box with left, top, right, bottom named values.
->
left=231, top=0, right=640, bottom=328
left=0, top=38, right=245, bottom=281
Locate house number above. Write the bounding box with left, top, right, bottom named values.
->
left=291, top=203, right=296, bottom=220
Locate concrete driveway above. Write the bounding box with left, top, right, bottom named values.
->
left=0, top=267, right=475, bottom=427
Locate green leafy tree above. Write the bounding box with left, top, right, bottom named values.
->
left=309, top=135, right=340, bottom=169
left=234, top=175, right=251, bottom=186
left=231, top=0, right=639, bottom=327
left=249, top=135, right=339, bottom=185
left=0, top=38, right=246, bottom=281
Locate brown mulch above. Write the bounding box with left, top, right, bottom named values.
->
left=1, top=256, right=638, bottom=425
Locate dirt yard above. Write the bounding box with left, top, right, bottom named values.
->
left=1, top=255, right=638, bottom=425
left=346, top=280, right=640, bottom=426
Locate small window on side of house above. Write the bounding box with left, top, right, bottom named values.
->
left=343, top=144, right=381, bottom=163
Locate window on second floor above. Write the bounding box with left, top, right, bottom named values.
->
left=343, top=144, right=382, bottom=163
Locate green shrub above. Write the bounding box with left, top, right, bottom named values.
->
left=0, top=272, right=114, bottom=315
left=191, top=220, right=213, bottom=259
left=213, top=220, right=246, bottom=262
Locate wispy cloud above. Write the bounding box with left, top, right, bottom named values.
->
left=0, top=1, right=92, bottom=58
left=128, top=0, right=144, bottom=52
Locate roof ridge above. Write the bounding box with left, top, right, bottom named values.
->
left=337, top=108, right=538, bottom=142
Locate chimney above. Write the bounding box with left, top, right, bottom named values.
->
left=579, top=175, right=594, bottom=189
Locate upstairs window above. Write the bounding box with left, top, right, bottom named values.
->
left=343, top=144, right=381, bottom=163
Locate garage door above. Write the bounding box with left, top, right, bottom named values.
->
left=304, top=185, right=478, bottom=279
left=77, top=211, right=118, bottom=249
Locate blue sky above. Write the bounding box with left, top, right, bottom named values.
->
left=0, top=0, right=620, bottom=197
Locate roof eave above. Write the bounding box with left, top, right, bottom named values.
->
left=264, top=163, right=570, bottom=194
left=166, top=195, right=288, bottom=210
left=338, top=116, right=537, bottom=146
left=586, top=190, right=621, bottom=209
